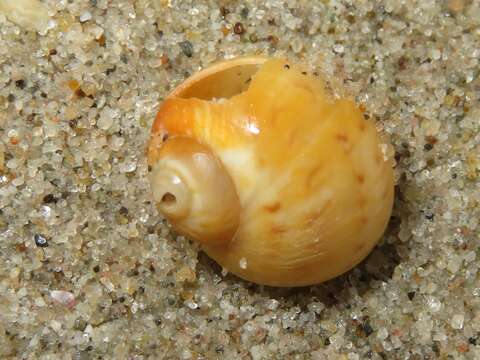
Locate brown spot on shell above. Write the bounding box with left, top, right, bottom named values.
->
left=271, top=224, right=287, bottom=234
left=356, top=174, right=365, bottom=184
left=336, top=133, right=349, bottom=142
left=304, top=199, right=333, bottom=224
left=306, top=166, right=322, bottom=188
left=359, top=122, right=366, bottom=131
left=355, top=241, right=366, bottom=251
left=264, top=202, right=282, bottom=213
left=383, top=188, right=390, bottom=198
left=288, top=130, right=297, bottom=146
left=357, top=196, right=366, bottom=208
left=360, top=217, right=368, bottom=225
left=304, top=212, right=320, bottom=225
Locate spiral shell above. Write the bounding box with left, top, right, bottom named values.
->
left=148, top=56, right=394, bottom=287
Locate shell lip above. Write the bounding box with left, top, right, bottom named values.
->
left=167, top=55, right=270, bottom=100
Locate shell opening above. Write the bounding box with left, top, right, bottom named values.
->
left=170, top=57, right=268, bottom=101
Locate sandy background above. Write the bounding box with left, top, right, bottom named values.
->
left=0, top=0, right=479, bottom=359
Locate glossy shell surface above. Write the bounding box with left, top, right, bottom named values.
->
left=148, top=57, right=394, bottom=287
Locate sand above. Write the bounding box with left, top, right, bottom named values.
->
left=0, top=0, right=479, bottom=359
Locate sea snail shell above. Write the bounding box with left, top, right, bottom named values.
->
left=147, top=56, right=394, bottom=287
